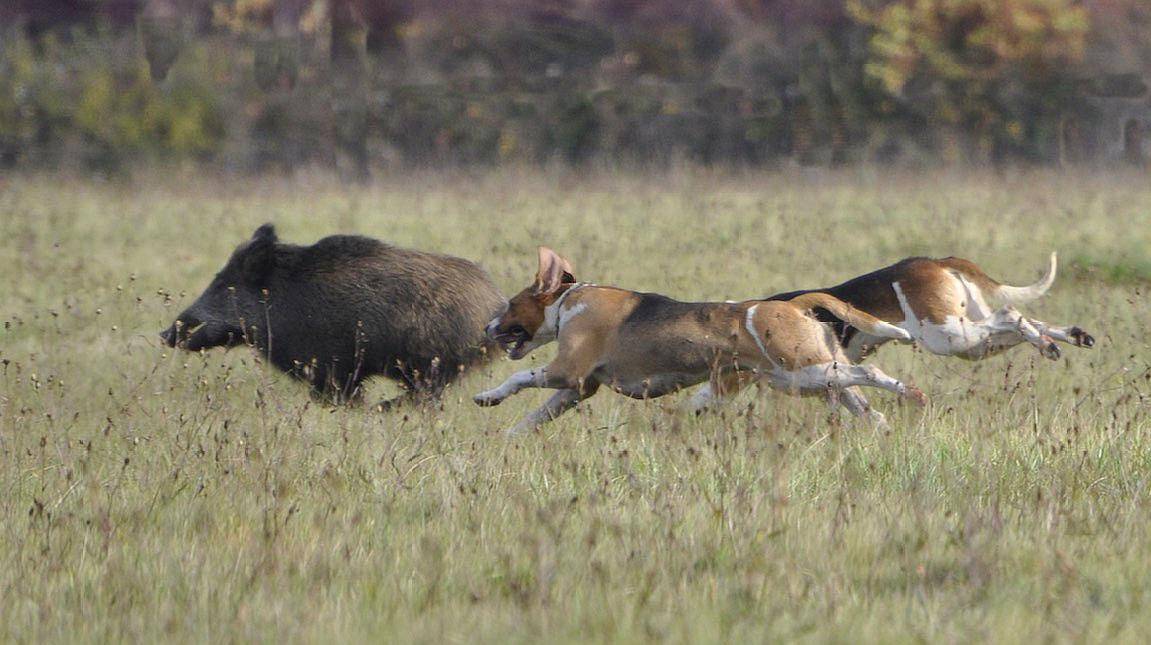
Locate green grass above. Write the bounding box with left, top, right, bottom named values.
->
left=1, top=167, right=1150, bottom=642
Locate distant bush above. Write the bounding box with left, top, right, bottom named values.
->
left=1, top=0, right=1146, bottom=173
left=0, top=30, right=226, bottom=172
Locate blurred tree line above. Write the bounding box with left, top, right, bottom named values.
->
left=1, top=0, right=1148, bottom=175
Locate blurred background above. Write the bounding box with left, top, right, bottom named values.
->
left=1, top=0, right=1149, bottom=178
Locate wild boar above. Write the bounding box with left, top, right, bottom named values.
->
left=160, top=224, right=506, bottom=407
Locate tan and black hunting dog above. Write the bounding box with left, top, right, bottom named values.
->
left=474, top=247, right=927, bottom=435
left=764, top=253, right=1095, bottom=363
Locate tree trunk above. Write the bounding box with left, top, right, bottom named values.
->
left=330, top=0, right=369, bottom=182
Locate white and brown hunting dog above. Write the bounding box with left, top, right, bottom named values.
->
left=764, top=253, right=1094, bottom=363
left=474, top=247, right=926, bottom=435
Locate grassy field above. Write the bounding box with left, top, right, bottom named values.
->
left=1, top=168, right=1150, bottom=642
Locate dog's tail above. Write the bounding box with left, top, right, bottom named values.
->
left=789, top=292, right=912, bottom=341
left=995, top=252, right=1057, bottom=304
left=940, top=252, right=1056, bottom=305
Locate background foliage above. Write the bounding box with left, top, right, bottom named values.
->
left=2, top=0, right=1149, bottom=174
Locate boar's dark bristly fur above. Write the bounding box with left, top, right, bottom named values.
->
left=160, top=224, right=506, bottom=406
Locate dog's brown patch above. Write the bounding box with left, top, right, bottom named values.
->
left=496, top=287, right=555, bottom=339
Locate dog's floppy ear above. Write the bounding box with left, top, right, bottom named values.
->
left=534, top=246, right=576, bottom=295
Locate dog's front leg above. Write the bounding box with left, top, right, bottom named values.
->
left=474, top=368, right=545, bottom=407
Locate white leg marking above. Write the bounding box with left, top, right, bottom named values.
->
left=827, top=364, right=917, bottom=399
left=827, top=363, right=928, bottom=408
left=873, top=319, right=914, bottom=341
left=768, top=362, right=925, bottom=405
left=474, top=369, right=541, bottom=406
left=984, top=307, right=1060, bottom=359
left=1031, top=320, right=1093, bottom=348
left=1033, top=321, right=1071, bottom=342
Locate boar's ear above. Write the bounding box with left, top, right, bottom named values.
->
left=242, top=223, right=278, bottom=280
left=534, top=246, right=575, bottom=295
left=251, top=223, right=278, bottom=244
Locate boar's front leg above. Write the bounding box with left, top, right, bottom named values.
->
left=374, top=387, right=444, bottom=412
left=294, top=360, right=366, bottom=406
left=306, top=377, right=364, bottom=406
left=374, top=364, right=451, bottom=412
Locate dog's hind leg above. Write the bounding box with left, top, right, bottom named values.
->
left=1028, top=320, right=1096, bottom=349
left=823, top=363, right=929, bottom=406
left=686, top=370, right=757, bottom=414
left=955, top=272, right=1074, bottom=359
left=982, top=306, right=1061, bottom=360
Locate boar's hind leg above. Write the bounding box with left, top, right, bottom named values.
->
left=307, top=378, right=364, bottom=406
left=300, top=363, right=365, bottom=406
left=374, top=385, right=445, bottom=412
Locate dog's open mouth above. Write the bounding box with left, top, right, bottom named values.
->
left=494, top=326, right=531, bottom=359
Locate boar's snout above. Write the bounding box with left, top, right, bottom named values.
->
left=159, top=324, right=177, bottom=347
left=160, top=312, right=247, bottom=352
left=159, top=315, right=200, bottom=348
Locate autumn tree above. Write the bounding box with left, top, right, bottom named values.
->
left=850, top=0, right=1090, bottom=161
